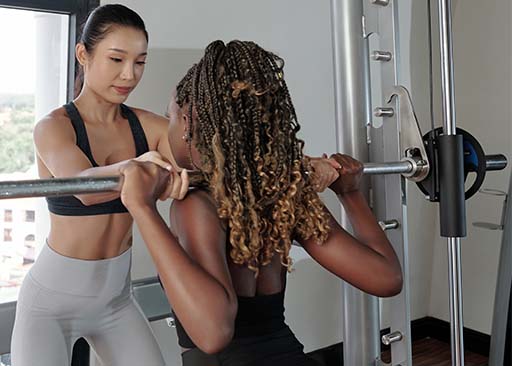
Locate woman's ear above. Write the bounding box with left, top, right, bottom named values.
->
left=181, top=105, right=189, bottom=126
left=181, top=106, right=192, bottom=138
left=75, top=43, right=89, bottom=66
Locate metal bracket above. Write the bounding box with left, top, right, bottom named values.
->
left=375, top=107, right=395, bottom=117
left=166, top=317, right=176, bottom=328
left=387, top=86, right=430, bottom=182
left=379, top=219, right=400, bottom=231
left=373, top=50, right=393, bottom=62
left=382, top=331, right=404, bottom=345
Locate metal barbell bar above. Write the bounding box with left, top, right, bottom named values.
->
left=0, top=162, right=412, bottom=200
left=0, top=155, right=506, bottom=200
left=0, top=176, right=122, bottom=200
left=0, top=173, right=209, bottom=200
left=484, top=154, right=508, bottom=171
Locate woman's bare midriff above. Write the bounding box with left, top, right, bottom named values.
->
left=47, top=212, right=134, bottom=260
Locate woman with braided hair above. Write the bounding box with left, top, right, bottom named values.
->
left=119, top=40, right=403, bottom=366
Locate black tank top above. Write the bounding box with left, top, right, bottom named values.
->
left=159, top=274, right=287, bottom=349
left=46, top=102, right=149, bottom=216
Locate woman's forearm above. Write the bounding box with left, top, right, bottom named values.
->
left=73, top=161, right=129, bottom=205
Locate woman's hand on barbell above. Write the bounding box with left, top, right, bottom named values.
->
left=309, top=154, right=342, bottom=192
left=328, top=154, right=364, bottom=195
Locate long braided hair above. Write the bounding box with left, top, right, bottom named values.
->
left=176, top=40, right=330, bottom=274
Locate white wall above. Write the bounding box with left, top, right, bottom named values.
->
left=427, top=0, right=512, bottom=334
left=104, top=0, right=338, bottom=157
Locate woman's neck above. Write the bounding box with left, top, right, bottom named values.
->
left=73, top=90, right=122, bottom=125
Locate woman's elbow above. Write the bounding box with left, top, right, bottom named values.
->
left=197, top=323, right=234, bottom=354
left=76, top=193, right=116, bottom=206
left=76, top=195, right=94, bottom=206
left=198, top=303, right=237, bottom=354
left=380, top=270, right=403, bottom=297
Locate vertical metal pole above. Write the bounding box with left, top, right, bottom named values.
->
left=330, top=1, right=380, bottom=365
left=437, top=0, right=456, bottom=135
left=437, top=1, right=465, bottom=365
left=447, top=238, right=465, bottom=366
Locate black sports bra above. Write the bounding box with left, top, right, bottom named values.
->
left=46, top=102, right=149, bottom=216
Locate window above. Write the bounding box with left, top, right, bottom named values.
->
left=3, top=229, right=12, bottom=242
left=24, top=210, right=34, bottom=222
left=0, top=7, right=68, bottom=307
left=0, top=353, right=11, bottom=365
left=3, top=210, right=12, bottom=222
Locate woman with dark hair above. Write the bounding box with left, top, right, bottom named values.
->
left=120, top=40, right=403, bottom=366
left=10, top=4, right=187, bottom=365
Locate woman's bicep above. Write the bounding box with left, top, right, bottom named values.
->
left=33, top=116, right=123, bottom=205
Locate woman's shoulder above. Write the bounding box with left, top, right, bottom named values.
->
left=169, top=189, right=228, bottom=251
left=34, top=106, right=74, bottom=140
left=171, top=188, right=217, bottom=214
left=171, top=188, right=227, bottom=228
left=37, top=105, right=69, bottom=125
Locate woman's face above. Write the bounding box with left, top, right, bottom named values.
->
left=166, top=92, right=202, bottom=171
left=77, top=26, right=147, bottom=103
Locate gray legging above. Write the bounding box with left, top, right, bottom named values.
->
left=10, top=242, right=165, bottom=366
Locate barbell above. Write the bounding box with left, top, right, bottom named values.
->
left=0, top=154, right=506, bottom=200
